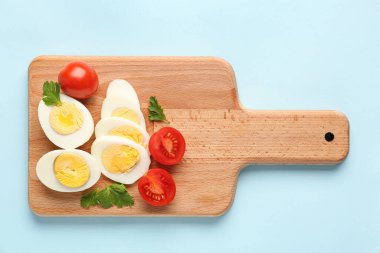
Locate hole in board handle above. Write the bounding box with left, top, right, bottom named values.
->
left=325, top=132, right=334, bottom=142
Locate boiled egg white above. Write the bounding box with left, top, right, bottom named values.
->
left=38, top=94, right=94, bottom=149
left=101, top=96, right=146, bottom=128
left=91, top=136, right=150, bottom=184
left=36, top=149, right=101, bottom=192
left=95, top=117, right=150, bottom=147
left=106, top=79, right=140, bottom=109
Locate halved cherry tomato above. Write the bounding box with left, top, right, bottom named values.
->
left=138, top=168, right=176, bottom=206
left=148, top=127, right=185, bottom=165
left=58, top=61, right=99, bottom=99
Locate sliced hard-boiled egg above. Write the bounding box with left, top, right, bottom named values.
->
left=38, top=94, right=94, bottom=149
left=36, top=149, right=101, bottom=192
left=91, top=136, right=150, bottom=184
left=106, top=79, right=140, bottom=109
left=95, top=117, right=150, bottom=147
left=101, top=96, right=146, bottom=128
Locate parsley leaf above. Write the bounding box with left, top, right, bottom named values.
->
left=80, top=183, right=134, bottom=209
left=148, top=96, right=168, bottom=122
left=42, top=81, right=61, bottom=106
left=97, top=188, right=113, bottom=209
left=109, top=184, right=135, bottom=208
left=80, top=189, right=98, bottom=208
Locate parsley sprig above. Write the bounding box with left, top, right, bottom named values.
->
left=80, top=183, right=134, bottom=209
left=42, top=81, right=62, bottom=106
left=148, top=96, right=168, bottom=122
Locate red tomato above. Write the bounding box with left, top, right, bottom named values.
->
left=148, top=127, right=186, bottom=165
left=138, top=168, right=176, bottom=206
left=58, top=61, right=99, bottom=99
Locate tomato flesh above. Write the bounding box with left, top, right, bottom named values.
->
left=149, top=127, right=185, bottom=165
left=138, top=168, right=176, bottom=206
left=58, top=61, right=99, bottom=99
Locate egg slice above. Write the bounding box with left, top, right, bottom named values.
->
left=38, top=94, right=94, bottom=149
left=106, top=79, right=140, bottom=109
left=101, top=96, right=146, bottom=128
left=91, top=136, right=150, bottom=184
left=36, top=149, right=101, bottom=192
left=95, top=117, right=150, bottom=147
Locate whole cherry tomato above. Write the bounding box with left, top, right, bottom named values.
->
left=58, top=61, right=99, bottom=99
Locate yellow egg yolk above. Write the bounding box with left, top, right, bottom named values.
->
left=54, top=153, right=90, bottom=188
left=102, top=144, right=140, bottom=174
left=111, top=107, right=140, bottom=124
left=108, top=125, right=144, bottom=145
left=49, top=102, right=84, bottom=135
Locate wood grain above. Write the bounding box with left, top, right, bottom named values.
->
left=28, top=56, right=349, bottom=216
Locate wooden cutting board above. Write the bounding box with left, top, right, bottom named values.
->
left=28, top=56, right=349, bottom=216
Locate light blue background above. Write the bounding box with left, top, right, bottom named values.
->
left=0, top=0, right=379, bottom=252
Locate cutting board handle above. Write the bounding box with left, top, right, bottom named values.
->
left=239, top=110, right=349, bottom=164
left=159, top=109, right=349, bottom=165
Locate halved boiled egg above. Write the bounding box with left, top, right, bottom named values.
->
left=91, top=136, right=150, bottom=184
left=95, top=117, right=150, bottom=147
left=106, top=79, right=140, bottom=109
left=38, top=94, right=94, bottom=149
left=101, top=96, right=146, bottom=128
left=36, top=149, right=101, bottom=192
